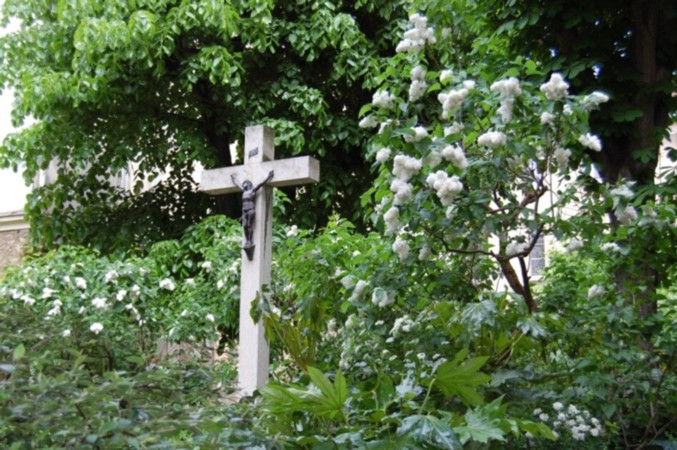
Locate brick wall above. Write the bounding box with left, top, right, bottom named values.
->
left=0, top=211, right=28, bottom=273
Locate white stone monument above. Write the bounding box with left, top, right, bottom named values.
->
left=199, top=125, right=320, bottom=395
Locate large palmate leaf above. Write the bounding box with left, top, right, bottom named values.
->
left=397, top=414, right=462, bottom=449
left=434, top=349, right=491, bottom=406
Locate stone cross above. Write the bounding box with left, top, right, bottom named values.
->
left=199, top=125, right=320, bottom=395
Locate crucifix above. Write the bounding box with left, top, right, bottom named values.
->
left=199, top=125, right=320, bottom=395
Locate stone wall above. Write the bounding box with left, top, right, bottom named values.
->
left=0, top=211, right=29, bottom=274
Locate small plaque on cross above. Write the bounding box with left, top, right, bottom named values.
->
left=199, top=125, right=320, bottom=396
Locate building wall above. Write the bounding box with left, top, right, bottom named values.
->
left=0, top=211, right=29, bottom=273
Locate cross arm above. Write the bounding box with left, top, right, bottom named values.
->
left=199, top=156, right=320, bottom=195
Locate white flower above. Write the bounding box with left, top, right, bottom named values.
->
left=41, top=287, right=55, bottom=299
left=372, top=90, right=396, bottom=109
left=205, top=313, right=215, bottom=323
left=497, top=99, right=514, bottom=123
left=533, top=408, right=543, bottom=416
left=392, top=154, right=423, bottom=181
left=376, top=147, right=392, bottom=163
left=61, top=329, right=71, bottom=337
left=390, top=179, right=413, bottom=205
left=601, top=242, right=621, bottom=253
left=116, top=289, right=127, bottom=301
left=104, top=270, right=118, bottom=283
left=616, top=205, right=638, bottom=225
left=539, top=413, right=550, bottom=422
left=200, top=260, right=212, bottom=271
left=159, top=278, right=175, bottom=291
left=371, top=287, right=394, bottom=307
left=438, top=88, right=469, bottom=117
left=410, top=65, right=426, bottom=80
left=540, top=73, right=569, bottom=100
left=75, top=277, right=87, bottom=290
left=610, top=184, right=634, bottom=199
left=463, top=79, right=476, bottom=90
left=581, top=91, right=609, bottom=110
left=588, top=285, right=605, bottom=298
left=554, top=147, right=572, bottom=168
left=286, top=225, right=299, bottom=237
left=90, top=322, right=104, bottom=334
left=359, top=115, right=378, bottom=128
left=590, top=428, right=600, bottom=437
left=216, top=279, right=225, bottom=290
left=525, top=432, right=534, bottom=440
left=426, top=171, right=463, bottom=206
left=540, top=111, right=555, bottom=124
left=444, top=122, right=464, bottom=136
left=383, top=207, right=400, bottom=234
left=490, top=77, right=522, bottom=97
left=350, top=280, right=369, bottom=302
left=566, top=238, right=584, bottom=252
left=403, top=126, right=428, bottom=143
left=390, top=315, right=413, bottom=335
left=477, top=130, right=507, bottom=147
left=185, top=278, right=196, bottom=287
left=418, top=245, right=431, bottom=261
left=78, top=306, right=86, bottom=314
left=130, top=284, right=141, bottom=298
left=506, top=240, right=528, bottom=256
left=396, top=13, right=435, bottom=53
left=441, top=144, right=468, bottom=169
left=409, top=79, right=428, bottom=102
left=46, top=305, right=61, bottom=317
left=92, top=297, right=107, bottom=310
left=424, top=150, right=442, bottom=168
left=578, top=133, right=602, bottom=152
left=440, top=69, right=454, bottom=84
left=392, top=237, right=410, bottom=262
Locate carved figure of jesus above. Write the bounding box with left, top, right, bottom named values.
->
left=231, top=170, right=274, bottom=258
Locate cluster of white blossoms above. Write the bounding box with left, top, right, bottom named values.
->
left=90, top=322, right=104, bottom=335
left=383, top=207, right=400, bottom=234
left=438, top=85, right=471, bottom=118
left=441, top=144, right=468, bottom=169
left=392, top=154, right=422, bottom=181
left=506, top=240, right=529, bottom=257
left=75, top=277, right=87, bottom=290
left=392, top=236, right=410, bottom=262
left=477, top=130, right=507, bottom=148
left=396, top=13, right=435, bottom=53
left=534, top=403, right=603, bottom=441
left=554, top=147, right=572, bottom=169
left=581, top=91, right=610, bottom=111
left=409, top=65, right=428, bottom=102
left=490, top=77, right=522, bottom=123
left=566, top=238, right=584, bottom=252
left=403, top=126, right=428, bottom=143
left=444, top=122, right=464, bottom=136
left=391, top=178, right=413, bottom=205
left=92, top=297, right=107, bottom=310
left=426, top=170, right=463, bottom=206
left=376, top=147, right=392, bottom=164
left=540, top=111, right=555, bottom=125
left=200, top=260, right=212, bottom=271
left=540, top=73, right=569, bottom=100
left=371, top=287, right=395, bottom=307
left=616, top=204, right=638, bottom=225
left=390, top=314, right=414, bottom=336
left=349, top=279, right=369, bottom=303
left=46, top=299, right=62, bottom=317
left=159, top=278, right=175, bottom=291
left=601, top=242, right=622, bottom=254
left=358, top=114, right=378, bottom=129
left=104, top=270, right=118, bottom=283
left=578, top=132, right=602, bottom=152
left=372, top=90, right=396, bottom=109
left=588, top=284, right=605, bottom=299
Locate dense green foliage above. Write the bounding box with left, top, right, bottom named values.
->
left=0, top=0, right=410, bottom=251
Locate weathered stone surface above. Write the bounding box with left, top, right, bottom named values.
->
left=0, top=211, right=29, bottom=274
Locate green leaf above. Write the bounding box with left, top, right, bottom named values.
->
left=455, top=408, right=506, bottom=444
left=398, top=414, right=462, bottom=449
left=13, top=344, right=25, bottom=361
left=434, top=351, right=491, bottom=406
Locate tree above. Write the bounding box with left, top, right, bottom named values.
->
left=467, top=0, right=677, bottom=324
left=0, top=0, right=407, bottom=252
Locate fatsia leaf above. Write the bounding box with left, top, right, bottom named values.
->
left=434, top=351, right=491, bottom=406
left=455, top=408, right=506, bottom=444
